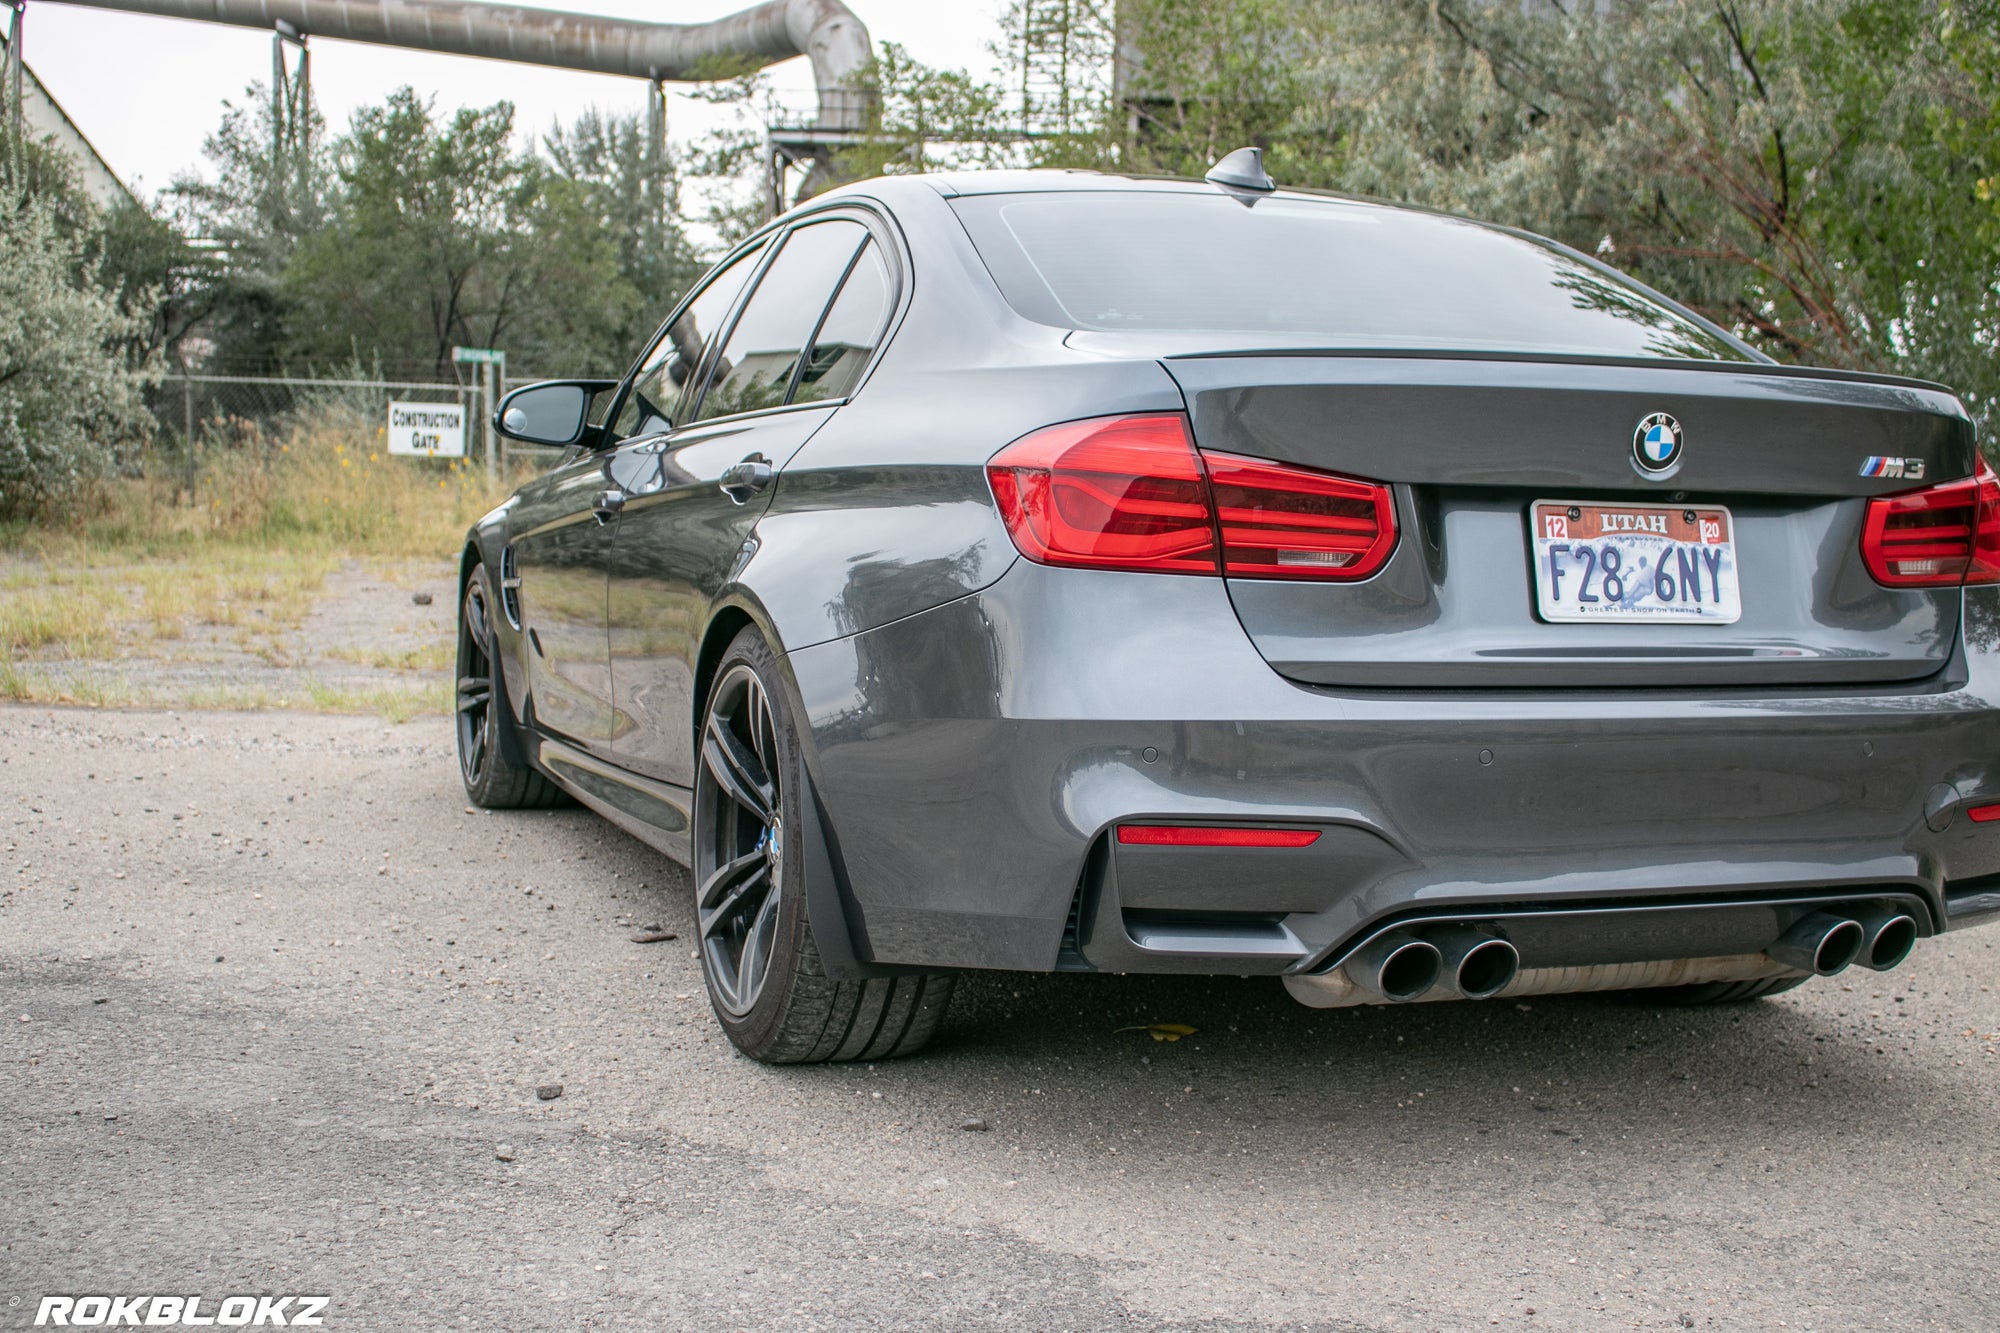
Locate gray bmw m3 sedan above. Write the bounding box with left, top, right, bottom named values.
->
left=460, top=151, right=2000, bottom=1062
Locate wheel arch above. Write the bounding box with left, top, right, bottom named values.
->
left=693, top=603, right=760, bottom=749
left=457, top=535, right=482, bottom=594
left=695, top=593, right=902, bottom=983
left=458, top=522, right=536, bottom=761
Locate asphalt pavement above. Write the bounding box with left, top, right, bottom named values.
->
left=3, top=706, right=1997, bottom=1332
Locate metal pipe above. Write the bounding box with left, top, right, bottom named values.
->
left=6, top=1, right=24, bottom=139
left=39, top=0, right=874, bottom=128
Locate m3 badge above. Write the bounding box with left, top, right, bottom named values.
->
left=1860, top=456, right=1926, bottom=480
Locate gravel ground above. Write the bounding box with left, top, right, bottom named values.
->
left=3, top=705, right=1998, bottom=1331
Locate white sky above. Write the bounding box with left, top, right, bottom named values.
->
left=21, top=0, right=1012, bottom=208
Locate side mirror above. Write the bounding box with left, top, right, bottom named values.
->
left=494, top=380, right=616, bottom=448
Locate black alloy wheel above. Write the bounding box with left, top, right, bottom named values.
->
left=694, top=662, right=786, bottom=1016
left=457, top=574, right=499, bottom=789
left=690, top=627, right=956, bottom=1063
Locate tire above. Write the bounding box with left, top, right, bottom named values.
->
left=1641, top=975, right=1810, bottom=1005
left=693, top=626, right=954, bottom=1063
left=457, top=562, right=566, bottom=810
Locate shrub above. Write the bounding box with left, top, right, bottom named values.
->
left=0, top=171, right=153, bottom=519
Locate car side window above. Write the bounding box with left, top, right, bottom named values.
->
left=792, top=239, right=892, bottom=405
left=694, top=220, right=869, bottom=423
left=609, top=240, right=768, bottom=441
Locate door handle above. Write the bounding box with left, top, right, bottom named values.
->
left=592, top=488, right=626, bottom=523
left=718, top=458, right=774, bottom=504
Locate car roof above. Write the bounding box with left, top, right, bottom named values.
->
left=821, top=167, right=1406, bottom=213
left=931, top=166, right=1463, bottom=216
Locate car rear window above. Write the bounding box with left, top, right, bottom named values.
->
left=950, top=191, right=1749, bottom=361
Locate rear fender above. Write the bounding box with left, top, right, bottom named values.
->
left=701, top=588, right=903, bottom=983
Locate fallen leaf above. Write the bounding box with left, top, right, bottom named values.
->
left=1116, top=1023, right=1197, bottom=1042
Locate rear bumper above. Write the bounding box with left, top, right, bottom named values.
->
left=783, top=563, right=2000, bottom=975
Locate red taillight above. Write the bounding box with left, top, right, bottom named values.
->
left=985, top=414, right=1218, bottom=574
left=1116, top=824, right=1321, bottom=848
left=1204, top=450, right=1398, bottom=580
left=986, top=414, right=1397, bottom=581
left=1862, top=459, right=2000, bottom=588
left=1968, top=803, right=2000, bottom=824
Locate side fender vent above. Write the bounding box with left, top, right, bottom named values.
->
left=499, top=544, right=522, bottom=629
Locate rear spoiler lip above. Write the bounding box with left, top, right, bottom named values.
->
left=1063, top=333, right=1961, bottom=402
left=1173, top=349, right=1963, bottom=400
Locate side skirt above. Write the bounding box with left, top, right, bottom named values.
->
left=532, top=734, right=693, bottom=866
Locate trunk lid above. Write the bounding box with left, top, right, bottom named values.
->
left=1155, top=352, right=1976, bottom=688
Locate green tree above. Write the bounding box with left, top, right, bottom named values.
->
left=1098, top=0, right=1333, bottom=181
left=283, top=89, right=636, bottom=378
left=1317, top=0, right=2000, bottom=422
left=168, top=83, right=335, bottom=374
left=541, top=108, right=705, bottom=357
left=0, top=141, right=152, bottom=518
left=827, top=41, right=1019, bottom=179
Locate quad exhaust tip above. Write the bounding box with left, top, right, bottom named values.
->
left=1342, top=931, right=1443, bottom=1003
left=1340, top=927, right=1521, bottom=1002
left=1306, top=901, right=1921, bottom=1010
left=1852, top=905, right=1918, bottom=972
left=1767, top=906, right=1922, bottom=978
left=1428, top=925, right=1520, bottom=1000
left=1767, top=912, right=1866, bottom=976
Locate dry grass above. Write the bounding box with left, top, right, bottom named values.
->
left=0, top=406, right=522, bottom=719
left=0, top=662, right=452, bottom=723
left=21, top=406, right=514, bottom=562
left=323, top=641, right=456, bottom=673
left=0, top=569, right=122, bottom=657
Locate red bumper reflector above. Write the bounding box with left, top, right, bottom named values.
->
left=1967, top=803, right=2000, bottom=823
left=1116, top=825, right=1321, bottom=848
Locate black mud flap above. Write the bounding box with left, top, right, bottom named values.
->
left=797, top=764, right=910, bottom=982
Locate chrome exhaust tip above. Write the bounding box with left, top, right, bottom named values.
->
left=1426, top=926, right=1520, bottom=1000
left=1851, top=905, right=1918, bottom=972
left=1342, top=931, right=1443, bottom=1003
left=1767, top=912, right=1865, bottom=977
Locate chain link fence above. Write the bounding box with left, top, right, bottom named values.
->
left=140, top=374, right=561, bottom=487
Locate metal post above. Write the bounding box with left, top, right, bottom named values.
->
left=483, top=363, right=496, bottom=475
left=271, top=22, right=305, bottom=210
left=271, top=28, right=283, bottom=177
left=646, top=74, right=666, bottom=223
left=185, top=382, right=198, bottom=497
left=6, top=1, right=24, bottom=140
left=295, top=35, right=308, bottom=185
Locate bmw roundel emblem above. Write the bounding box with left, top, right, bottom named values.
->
left=1632, top=412, right=1683, bottom=474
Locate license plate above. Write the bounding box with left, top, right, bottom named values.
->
left=1530, top=501, right=1742, bottom=624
